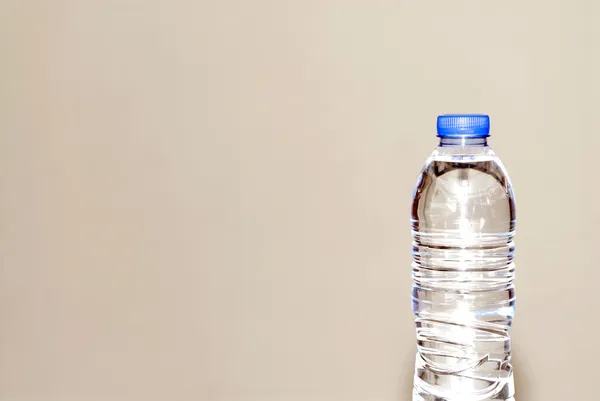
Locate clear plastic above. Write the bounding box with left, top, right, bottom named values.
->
left=411, top=137, right=516, bottom=401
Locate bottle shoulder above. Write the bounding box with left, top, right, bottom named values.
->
left=412, top=146, right=516, bottom=235
left=424, top=146, right=513, bottom=183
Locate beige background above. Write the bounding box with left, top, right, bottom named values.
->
left=1, top=1, right=599, bottom=400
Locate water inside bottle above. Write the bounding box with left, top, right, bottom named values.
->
left=411, top=155, right=516, bottom=401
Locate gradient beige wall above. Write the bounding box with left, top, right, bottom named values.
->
left=1, top=1, right=599, bottom=400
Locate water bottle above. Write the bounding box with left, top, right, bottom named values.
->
left=411, top=115, right=516, bottom=401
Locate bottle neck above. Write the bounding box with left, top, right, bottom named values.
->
left=439, top=137, right=488, bottom=147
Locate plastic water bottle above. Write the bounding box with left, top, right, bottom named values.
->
left=411, top=115, right=516, bottom=401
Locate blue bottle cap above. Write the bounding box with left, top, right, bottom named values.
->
left=437, top=114, right=490, bottom=138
